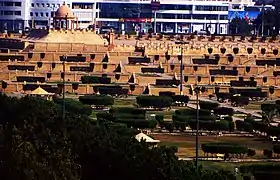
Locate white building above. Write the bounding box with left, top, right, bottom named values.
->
left=0, top=0, right=249, bottom=34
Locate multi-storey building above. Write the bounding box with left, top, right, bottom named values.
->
left=0, top=0, right=262, bottom=34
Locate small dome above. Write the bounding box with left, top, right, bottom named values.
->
left=55, top=3, right=74, bottom=18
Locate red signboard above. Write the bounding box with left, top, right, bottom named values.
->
left=120, top=18, right=152, bottom=23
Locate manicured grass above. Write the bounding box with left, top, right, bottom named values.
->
left=153, top=134, right=272, bottom=158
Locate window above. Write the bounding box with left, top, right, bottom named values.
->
left=31, top=3, right=34, bottom=7
left=30, top=12, right=33, bottom=16
left=15, top=11, right=21, bottom=15
left=46, top=12, right=49, bottom=17
left=40, top=12, right=43, bottom=17
left=36, top=3, right=39, bottom=7
left=47, top=3, right=50, bottom=7
left=52, top=4, right=55, bottom=8
left=35, top=12, right=38, bottom=16
left=41, top=3, right=44, bottom=7
left=4, top=11, right=13, bottom=15
left=15, top=2, right=22, bottom=6
left=57, top=4, right=60, bottom=7
left=5, top=2, right=13, bottom=6
left=67, top=4, right=70, bottom=7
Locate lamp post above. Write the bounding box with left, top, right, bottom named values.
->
left=180, top=46, right=183, bottom=95
left=62, top=55, right=67, bottom=121
left=193, top=86, right=206, bottom=171
left=177, top=41, right=186, bottom=95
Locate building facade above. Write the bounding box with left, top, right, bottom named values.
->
left=0, top=0, right=260, bottom=34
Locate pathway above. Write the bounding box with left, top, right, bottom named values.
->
left=188, top=96, right=262, bottom=119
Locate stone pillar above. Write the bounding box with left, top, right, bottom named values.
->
left=66, top=19, right=68, bottom=29
left=76, top=18, right=78, bottom=29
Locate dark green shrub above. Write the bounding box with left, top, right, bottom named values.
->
left=263, top=149, right=273, bottom=158
left=214, top=107, right=234, bottom=116
left=199, top=101, right=219, bottom=110
left=236, top=120, right=253, bottom=132
left=247, top=149, right=256, bottom=157
left=96, top=112, right=114, bottom=121
left=273, top=144, right=280, bottom=154
left=136, top=95, right=172, bottom=109
left=201, top=143, right=247, bottom=155
left=79, top=95, right=114, bottom=106
left=155, top=114, right=164, bottom=122
left=54, top=98, right=92, bottom=116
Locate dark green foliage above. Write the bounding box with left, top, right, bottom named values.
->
left=0, top=95, right=79, bottom=180
left=0, top=94, right=236, bottom=180
left=201, top=143, right=248, bottom=155
left=54, top=98, right=92, bottom=116
left=189, top=120, right=230, bottom=131
left=136, top=95, right=173, bottom=109
left=199, top=101, right=219, bottom=110
left=261, top=103, right=277, bottom=125
left=236, top=120, right=253, bottom=132
left=230, top=96, right=249, bottom=106
left=263, top=149, right=273, bottom=158
left=247, top=149, right=256, bottom=157
left=266, top=127, right=280, bottom=137
left=214, top=107, right=234, bottom=116
left=240, top=163, right=280, bottom=173
left=273, top=144, right=280, bottom=154
left=79, top=95, right=114, bottom=106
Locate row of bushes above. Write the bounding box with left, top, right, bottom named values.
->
left=201, top=143, right=248, bottom=155
left=78, top=95, right=179, bottom=109
left=136, top=96, right=172, bottom=109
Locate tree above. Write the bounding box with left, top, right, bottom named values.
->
left=0, top=94, right=236, bottom=180
left=0, top=95, right=79, bottom=180
left=229, top=18, right=252, bottom=35
left=261, top=103, right=277, bottom=126
left=253, top=9, right=280, bottom=36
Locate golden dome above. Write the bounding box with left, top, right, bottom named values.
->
left=55, top=3, right=74, bottom=18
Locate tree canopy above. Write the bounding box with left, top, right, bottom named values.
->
left=0, top=94, right=235, bottom=180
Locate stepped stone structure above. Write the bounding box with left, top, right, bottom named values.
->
left=0, top=32, right=280, bottom=98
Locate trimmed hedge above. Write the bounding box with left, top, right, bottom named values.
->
left=214, top=107, right=234, bottom=116
left=201, top=143, right=248, bottom=154
left=136, top=95, right=172, bottom=109
left=79, top=95, right=114, bottom=106
left=54, top=98, right=92, bottom=116
left=189, top=120, right=230, bottom=131
left=236, top=120, right=253, bottom=132
left=199, top=101, right=219, bottom=110
left=172, top=115, right=216, bottom=122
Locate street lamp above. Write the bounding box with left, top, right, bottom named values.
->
left=62, top=55, right=67, bottom=121
left=176, top=41, right=187, bottom=95
left=193, top=86, right=206, bottom=171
